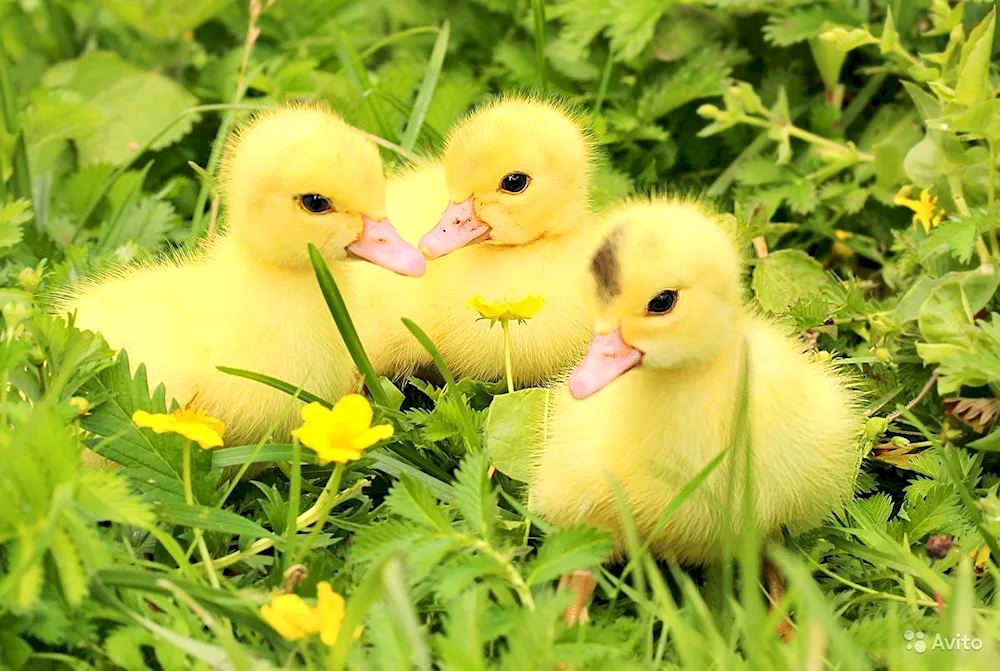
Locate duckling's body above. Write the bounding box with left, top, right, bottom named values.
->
left=529, top=199, right=861, bottom=565
left=357, top=98, right=601, bottom=385
left=68, top=240, right=355, bottom=444
left=353, top=162, right=448, bottom=379
left=60, top=106, right=425, bottom=446
left=417, top=230, right=599, bottom=385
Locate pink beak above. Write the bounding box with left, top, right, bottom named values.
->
left=418, top=197, right=491, bottom=259
left=568, top=329, right=642, bottom=400
left=347, top=216, right=426, bottom=277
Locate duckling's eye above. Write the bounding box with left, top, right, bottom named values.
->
left=298, top=194, right=334, bottom=214
left=646, top=290, right=678, bottom=315
left=499, top=172, right=531, bottom=194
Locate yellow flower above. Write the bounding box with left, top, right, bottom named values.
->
left=259, top=581, right=348, bottom=646
left=291, top=395, right=393, bottom=464
left=893, top=186, right=944, bottom=233
left=970, top=544, right=991, bottom=572
left=131, top=408, right=225, bottom=449
left=467, top=294, right=544, bottom=323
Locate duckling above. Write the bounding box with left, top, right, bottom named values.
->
left=529, top=198, right=862, bottom=567
left=59, top=105, right=426, bottom=446
left=358, top=97, right=603, bottom=385
left=350, top=161, right=449, bottom=379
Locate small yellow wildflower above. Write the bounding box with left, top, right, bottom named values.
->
left=260, top=581, right=348, bottom=646
left=131, top=408, right=225, bottom=449
left=969, top=544, right=991, bottom=573
left=291, top=395, right=393, bottom=464
left=893, top=186, right=944, bottom=233
left=467, top=294, right=544, bottom=323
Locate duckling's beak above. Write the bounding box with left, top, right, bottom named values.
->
left=347, top=216, right=427, bottom=277
left=418, top=197, right=491, bottom=259
left=568, top=329, right=642, bottom=400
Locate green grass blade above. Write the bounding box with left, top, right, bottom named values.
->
left=216, top=365, right=330, bottom=407
left=401, top=318, right=457, bottom=387
left=308, top=244, right=389, bottom=407
left=0, top=30, right=31, bottom=204
left=327, top=556, right=391, bottom=671
left=400, top=21, right=449, bottom=152
left=530, top=0, right=547, bottom=91
left=211, top=443, right=315, bottom=468
left=336, top=31, right=398, bottom=143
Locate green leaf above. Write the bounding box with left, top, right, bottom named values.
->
left=400, top=22, right=450, bottom=151
left=453, top=450, right=496, bottom=541
left=879, top=7, right=899, bottom=55
left=484, top=388, right=549, bottom=483
left=637, top=47, right=745, bottom=121
left=917, top=265, right=998, bottom=343
left=967, top=428, right=1000, bottom=452
left=49, top=529, right=87, bottom=606
left=955, top=8, right=996, bottom=106
left=81, top=353, right=189, bottom=503
left=937, top=99, right=1000, bottom=143
left=817, top=27, right=877, bottom=53
left=99, top=0, right=231, bottom=41
left=0, top=199, right=30, bottom=253
left=386, top=475, right=453, bottom=532
left=525, top=525, right=613, bottom=586
left=77, top=469, right=154, bottom=528
left=152, top=502, right=281, bottom=542
left=752, top=249, right=834, bottom=314
left=608, top=0, right=668, bottom=61
left=43, top=51, right=198, bottom=165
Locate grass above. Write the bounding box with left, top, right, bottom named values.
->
left=1, top=1, right=1000, bottom=669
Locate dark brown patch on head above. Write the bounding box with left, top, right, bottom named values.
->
left=591, top=226, right=624, bottom=303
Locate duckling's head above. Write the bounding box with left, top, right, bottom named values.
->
left=569, top=199, right=744, bottom=399
left=221, top=105, right=425, bottom=275
left=418, top=97, right=592, bottom=259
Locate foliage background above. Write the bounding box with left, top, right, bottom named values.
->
left=2, top=0, right=1000, bottom=669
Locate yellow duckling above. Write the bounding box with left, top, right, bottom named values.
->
left=358, top=97, right=602, bottom=385
left=59, top=105, right=426, bottom=446
left=530, top=198, right=862, bottom=566
left=349, top=161, right=450, bottom=379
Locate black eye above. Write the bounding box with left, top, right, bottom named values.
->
left=499, top=172, right=530, bottom=194
left=646, top=290, right=678, bottom=315
left=299, top=194, right=333, bottom=214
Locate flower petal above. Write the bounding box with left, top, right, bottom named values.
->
left=175, top=423, right=224, bottom=449
left=311, top=445, right=366, bottom=465
left=300, top=402, right=332, bottom=425
left=316, top=582, right=346, bottom=646
left=328, top=394, right=374, bottom=436
left=131, top=410, right=158, bottom=429
left=260, top=594, right=319, bottom=641
left=352, top=423, right=394, bottom=451
left=467, top=295, right=505, bottom=319
left=510, top=295, right=544, bottom=319
left=292, top=422, right=332, bottom=455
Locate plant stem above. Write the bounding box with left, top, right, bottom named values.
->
left=988, top=140, right=999, bottom=255
left=947, top=172, right=991, bottom=262
left=292, top=463, right=344, bottom=565
left=464, top=536, right=534, bottom=610
left=182, top=442, right=220, bottom=588
left=285, top=438, right=302, bottom=569
left=201, top=478, right=368, bottom=570
left=0, top=30, right=31, bottom=204
left=736, top=114, right=874, bottom=162
left=501, top=319, right=514, bottom=394
left=199, top=0, right=271, bottom=242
